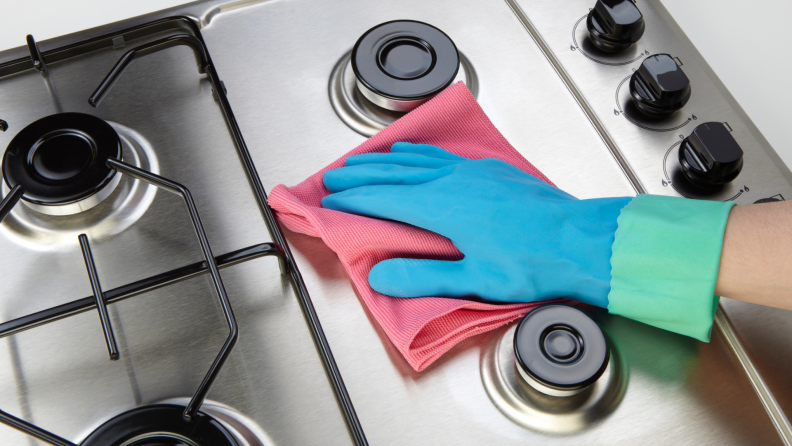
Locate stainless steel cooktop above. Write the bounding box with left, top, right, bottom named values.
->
left=0, top=0, right=790, bottom=444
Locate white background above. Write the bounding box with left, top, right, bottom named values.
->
left=1, top=0, right=791, bottom=171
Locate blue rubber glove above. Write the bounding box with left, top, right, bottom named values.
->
left=322, top=143, right=631, bottom=307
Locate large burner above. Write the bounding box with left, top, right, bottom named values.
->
left=2, top=112, right=122, bottom=215
left=81, top=405, right=239, bottom=446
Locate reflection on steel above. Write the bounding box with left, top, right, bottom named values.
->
left=26, top=35, right=47, bottom=72
left=715, top=308, right=792, bottom=445
left=88, top=34, right=208, bottom=107
left=0, top=243, right=282, bottom=339
left=0, top=185, right=24, bottom=223
left=107, top=158, right=238, bottom=422
left=0, top=408, right=77, bottom=446
left=78, top=234, right=121, bottom=361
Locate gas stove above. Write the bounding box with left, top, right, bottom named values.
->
left=0, top=0, right=790, bottom=445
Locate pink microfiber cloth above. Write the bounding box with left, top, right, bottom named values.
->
left=268, top=82, right=563, bottom=371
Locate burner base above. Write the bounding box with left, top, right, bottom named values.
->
left=81, top=404, right=239, bottom=446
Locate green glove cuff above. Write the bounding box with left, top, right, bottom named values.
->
left=607, top=194, right=736, bottom=342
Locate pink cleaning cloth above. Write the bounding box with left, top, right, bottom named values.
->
left=268, top=82, right=564, bottom=372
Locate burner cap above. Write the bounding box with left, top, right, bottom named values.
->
left=81, top=405, right=239, bottom=446
left=2, top=112, right=121, bottom=215
left=351, top=20, right=459, bottom=111
left=513, top=304, right=609, bottom=397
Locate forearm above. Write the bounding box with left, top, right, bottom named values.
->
left=715, top=201, right=792, bottom=310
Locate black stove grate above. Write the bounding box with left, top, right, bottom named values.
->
left=0, top=17, right=367, bottom=446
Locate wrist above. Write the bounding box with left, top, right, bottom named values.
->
left=564, top=196, right=632, bottom=307
left=607, top=194, right=735, bottom=342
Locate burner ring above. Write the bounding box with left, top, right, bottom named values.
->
left=2, top=112, right=122, bottom=215
left=118, top=432, right=199, bottom=446
left=81, top=405, right=239, bottom=446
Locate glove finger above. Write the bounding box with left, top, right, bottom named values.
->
left=323, top=164, right=450, bottom=193
left=369, top=258, right=474, bottom=298
left=345, top=152, right=462, bottom=169
left=322, top=184, right=437, bottom=230
left=390, top=142, right=469, bottom=161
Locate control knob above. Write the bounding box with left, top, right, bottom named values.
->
left=587, top=0, right=645, bottom=52
left=679, top=122, right=744, bottom=188
left=630, top=54, right=691, bottom=117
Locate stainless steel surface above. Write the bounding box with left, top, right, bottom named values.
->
left=200, top=0, right=777, bottom=444
left=482, top=322, right=625, bottom=433
left=715, top=307, right=792, bottom=445
left=330, top=50, right=478, bottom=137
left=0, top=8, right=350, bottom=444
left=504, top=0, right=645, bottom=196
left=0, top=0, right=788, bottom=444
left=512, top=0, right=792, bottom=438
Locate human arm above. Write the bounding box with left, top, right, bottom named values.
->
left=321, top=142, right=789, bottom=341
left=716, top=200, right=792, bottom=310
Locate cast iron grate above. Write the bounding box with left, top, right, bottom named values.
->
left=0, top=17, right=366, bottom=446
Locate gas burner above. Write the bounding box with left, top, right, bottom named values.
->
left=81, top=405, right=240, bottom=446
left=329, top=21, right=478, bottom=137
left=2, top=112, right=122, bottom=216
left=1, top=121, right=158, bottom=249
left=351, top=20, right=460, bottom=112
left=514, top=304, right=609, bottom=397
left=160, top=398, right=275, bottom=446
left=480, top=307, right=626, bottom=434
left=329, top=50, right=478, bottom=137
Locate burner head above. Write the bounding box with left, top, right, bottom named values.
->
left=513, top=304, right=609, bottom=397
left=2, top=112, right=122, bottom=216
left=351, top=20, right=459, bottom=112
left=81, top=405, right=240, bottom=446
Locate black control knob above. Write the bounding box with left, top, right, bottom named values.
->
left=679, top=122, right=744, bottom=188
left=629, top=54, right=691, bottom=117
left=514, top=304, right=609, bottom=397
left=587, top=0, right=645, bottom=52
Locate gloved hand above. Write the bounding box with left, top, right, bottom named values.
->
left=322, top=142, right=631, bottom=307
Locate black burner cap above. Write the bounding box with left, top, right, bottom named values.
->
left=351, top=20, right=459, bottom=100
left=81, top=404, right=239, bottom=446
left=2, top=112, right=121, bottom=205
left=514, top=304, right=609, bottom=391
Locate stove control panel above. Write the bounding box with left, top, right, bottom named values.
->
left=511, top=0, right=792, bottom=206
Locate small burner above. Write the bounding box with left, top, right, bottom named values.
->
left=81, top=405, right=239, bottom=446
left=351, top=20, right=459, bottom=112
left=2, top=112, right=122, bottom=215
left=513, top=304, right=609, bottom=397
